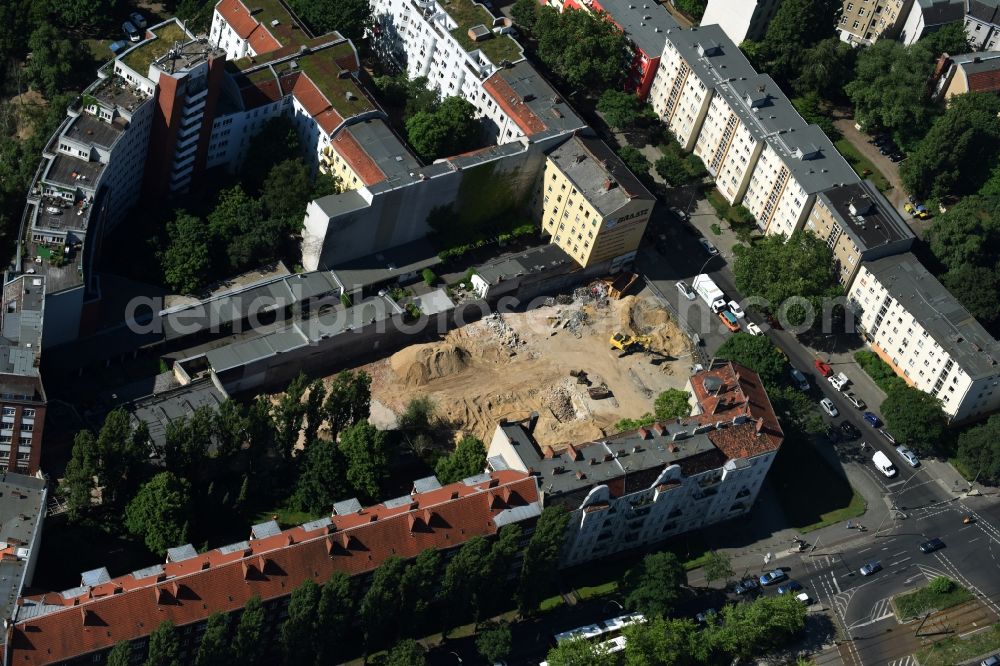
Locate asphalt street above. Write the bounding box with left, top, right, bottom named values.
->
left=637, top=203, right=1000, bottom=665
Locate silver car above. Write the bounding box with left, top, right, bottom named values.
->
left=896, top=446, right=920, bottom=467
left=675, top=280, right=696, bottom=300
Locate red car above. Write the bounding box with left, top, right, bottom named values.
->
left=814, top=359, right=833, bottom=377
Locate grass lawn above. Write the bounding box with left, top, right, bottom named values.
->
left=770, top=437, right=867, bottom=533
left=948, top=457, right=974, bottom=481
left=575, top=580, right=618, bottom=600
left=916, top=623, right=1000, bottom=666
left=254, top=506, right=324, bottom=529
left=894, top=580, right=973, bottom=620
left=835, top=138, right=891, bottom=192
left=540, top=595, right=565, bottom=612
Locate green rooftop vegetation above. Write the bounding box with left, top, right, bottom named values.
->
left=121, top=21, right=191, bottom=75
left=441, top=0, right=523, bottom=65
left=296, top=52, right=375, bottom=118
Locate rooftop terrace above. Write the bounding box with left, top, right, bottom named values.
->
left=442, top=0, right=523, bottom=65
left=0, top=473, right=46, bottom=633
left=44, top=153, right=104, bottom=191
left=121, top=20, right=192, bottom=76
left=63, top=112, right=125, bottom=150
left=85, top=76, right=148, bottom=114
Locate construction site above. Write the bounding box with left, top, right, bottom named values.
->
left=350, top=284, right=697, bottom=449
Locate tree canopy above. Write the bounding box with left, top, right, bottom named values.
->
left=517, top=506, right=570, bottom=613
left=476, top=623, right=513, bottom=663
left=745, top=0, right=841, bottom=86
left=881, top=386, right=948, bottom=454
left=434, top=435, right=487, bottom=484
left=732, top=230, right=841, bottom=330
left=654, top=389, right=692, bottom=421
left=145, top=621, right=181, bottom=666
left=125, top=472, right=192, bottom=556
left=622, top=552, right=686, bottom=617
left=339, top=420, right=388, bottom=503
left=597, top=90, right=650, bottom=130
left=525, top=4, right=629, bottom=91
left=545, top=637, right=618, bottom=666
left=286, top=0, right=371, bottom=41
left=703, top=551, right=734, bottom=585
left=405, top=96, right=481, bottom=163
left=715, top=333, right=787, bottom=386
left=957, top=414, right=1000, bottom=486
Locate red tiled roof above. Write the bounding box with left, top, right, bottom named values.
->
left=690, top=360, right=784, bottom=459
left=968, top=70, right=1000, bottom=94
left=216, top=0, right=281, bottom=54
left=291, top=75, right=343, bottom=135
left=331, top=129, right=386, bottom=186
left=483, top=72, right=546, bottom=136
left=9, top=471, right=540, bottom=665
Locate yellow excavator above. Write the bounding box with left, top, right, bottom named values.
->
left=609, top=332, right=652, bottom=357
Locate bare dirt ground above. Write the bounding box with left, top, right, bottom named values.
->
left=350, top=287, right=696, bottom=449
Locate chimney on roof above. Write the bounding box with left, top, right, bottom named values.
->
left=604, top=178, right=618, bottom=191
left=528, top=410, right=539, bottom=434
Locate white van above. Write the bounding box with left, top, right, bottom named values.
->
left=872, top=450, right=897, bottom=477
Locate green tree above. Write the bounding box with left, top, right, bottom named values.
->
left=703, top=550, right=734, bottom=585
left=597, top=90, right=647, bottom=130
left=317, top=572, right=354, bottom=664
left=752, top=0, right=840, bottom=85
left=61, top=430, right=97, bottom=521
left=901, top=92, right=1000, bottom=199
left=145, top=621, right=181, bottom=666
left=94, top=409, right=148, bottom=509
left=26, top=24, right=87, bottom=97
left=362, top=556, right=407, bottom=650
left=106, top=641, right=132, bottom=666
left=292, top=437, right=346, bottom=513
left=654, top=389, right=692, bottom=421
left=261, top=159, right=313, bottom=222
left=405, top=96, right=480, bottom=162
left=339, top=420, right=388, bottom=502
left=623, top=552, right=685, bottom=617
left=281, top=579, right=320, bottom=664
left=399, top=548, right=441, bottom=637
left=655, top=152, right=690, bottom=187
left=240, top=116, right=302, bottom=193
left=957, top=414, right=1000, bottom=486
left=162, top=211, right=211, bottom=294
left=324, top=370, right=372, bottom=436
left=213, top=399, right=248, bottom=459
left=919, top=22, right=970, bottom=57
left=881, top=386, right=948, bottom=454
left=162, top=406, right=216, bottom=478
left=274, top=372, right=309, bottom=458
left=617, top=145, right=651, bottom=180
left=384, top=639, right=427, bottom=666
left=511, top=0, right=539, bottom=30
left=710, top=593, right=806, bottom=660
left=534, top=6, right=629, bottom=90
left=476, top=623, right=513, bottom=663
left=517, top=506, right=569, bottom=613
left=442, top=536, right=494, bottom=630
left=125, top=473, right=191, bottom=556
left=673, top=0, right=707, bottom=20
left=623, top=616, right=707, bottom=666
left=233, top=595, right=266, bottom=666
left=53, top=0, right=120, bottom=31
left=303, top=379, right=327, bottom=444
left=715, top=332, right=787, bottom=386
left=286, top=0, right=371, bottom=41
left=792, top=37, right=856, bottom=100
left=435, top=435, right=487, bottom=484
left=195, top=612, right=230, bottom=666
left=732, top=230, right=841, bottom=330
left=545, top=637, right=618, bottom=666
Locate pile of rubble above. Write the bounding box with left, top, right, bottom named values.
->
left=484, top=312, right=521, bottom=351
left=543, top=385, right=576, bottom=423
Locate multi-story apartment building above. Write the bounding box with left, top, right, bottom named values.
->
left=899, top=0, right=965, bottom=44
left=0, top=277, right=47, bottom=474
left=487, top=360, right=783, bottom=566
left=847, top=253, right=1000, bottom=422
left=967, top=0, right=1000, bottom=50
left=932, top=51, right=1000, bottom=100
left=538, top=133, right=655, bottom=269
left=0, top=472, right=47, bottom=660
left=6, top=470, right=541, bottom=665
left=804, top=180, right=914, bottom=286
left=838, top=0, right=913, bottom=44
left=320, top=118, right=423, bottom=192
left=701, top=0, right=781, bottom=43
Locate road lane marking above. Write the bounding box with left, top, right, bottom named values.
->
left=858, top=547, right=872, bottom=554
left=892, top=551, right=906, bottom=557
left=889, top=557, right=911, bottom=567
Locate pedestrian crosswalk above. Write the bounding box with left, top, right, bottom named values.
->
left=887, top=656, right=916, bottom=666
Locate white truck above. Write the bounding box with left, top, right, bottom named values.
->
left=692, top=274, right=726, bottom=313
left=872, top=450, right=897, bottom=477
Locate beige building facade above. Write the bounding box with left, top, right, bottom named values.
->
left=838, top=0, right=913, bottom=44
left=538, top=134, right=654, bottom=268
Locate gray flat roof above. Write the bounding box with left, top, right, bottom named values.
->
left=131, top=378, right=228, bottom=451
left=916, top=0, right=964, bottom=25
left=968, top=0, right=1000, bottom=22
left=331, top=238, right=442, bottom=291
left=860, top=253, right=1000, bottom=379
left=314, top=188, right=371, bottom=221
left=86, top=75, right=147, bottom=113
left=662, top=25, right=757, bottom=92
left=44, top=153, right=104, bottom=191
left=0, top=473, right=47, bottom=628
left=817, top=180, right=914, bottom=252
left=63, top=112, right=125, bottom=150
left=764, top=124, right=859, bottom=194
left=596, top=0, right=677, bottom=56
left=547, top=133, right=654, bottom=216
left=338, top=119, right=422, bottom=186
left=475, top=243, right=573, bottom=285
left=489, top=61, right=587, bottom=139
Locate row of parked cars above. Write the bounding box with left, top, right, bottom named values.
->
left=869, top=132, right=905, bottom=163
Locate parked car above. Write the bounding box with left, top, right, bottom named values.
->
left=759, top=569, right=787, bottom=586
left=777, top=580, right=803, bottom=595
left=845, top=392, right=866, bottom=410
left=727, top=300, right=745, bottom=318
left=699, top=238, right=719, bottom=256
left=123, top=20, right=141, bottom=42
left=676, top=280, right=696, bottom=301
left=859, top=561, right=882, bottom=576
left=814, top=359, right=833, bottom=377
left=889, top=152, right=904, bottom=162
left=109, top=40, right=129, bottom=55
left=828, top=372, right=850, bottom=391
left=820, top=398, right=839, bottom=418
left=897, top=446, right=920, bottom=467
left=129, top=11, right=147, bottom=28
left=795, top=592, right=812, bottom=605
left=695, top=608, right=717, bottom=623
left=790, top=368, right=809, bottom=391
left=825, top=425, right=841, bottom=443
left=920, top=537, right=945, bottom=553
left=719, top=310, right=740, bottom=332
left=880, top=429, right=897, bottom=445
left=840, top=421, right=861, bottom=440
left=980, top=655, right=999, bottom=666
left=745, top=322, right=763, bottom=336
left=734, top=578, right=759, bottom=595
left=863, top=411, right=882, bottom=427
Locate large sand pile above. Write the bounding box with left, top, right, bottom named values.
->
left=389, top=342, right=472, bottom=386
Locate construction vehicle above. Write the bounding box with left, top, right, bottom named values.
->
left=609, top=332, right=651, bottom=356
